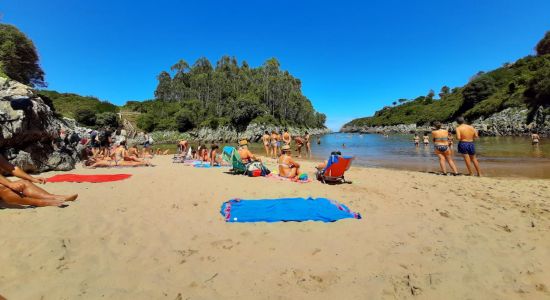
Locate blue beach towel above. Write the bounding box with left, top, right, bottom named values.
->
left=220, top=197, right=361, bottom=223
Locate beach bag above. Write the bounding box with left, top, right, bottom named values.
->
left=247, top=162, right=270, bottom=177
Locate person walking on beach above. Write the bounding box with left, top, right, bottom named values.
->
left=432, top=122, right=459, bottom=175
left=294, top=136, right=305, bottom=158
left=262, top=131, right=271, bottom=157
left=456, top=117, right=482, bottom=176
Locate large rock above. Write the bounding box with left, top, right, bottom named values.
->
left=189, top=123, right=331, bottom=143
left=0, top=77, right=78, bottom=173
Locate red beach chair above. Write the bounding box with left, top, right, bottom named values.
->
left=317, top=155, right=354, bottom=184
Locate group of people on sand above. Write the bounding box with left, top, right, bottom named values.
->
left=238, top=139, right=304, bottom=179
left=81, top=128, right=161, bottom=168
left=176, top=140, right=224, bottom=166
left=261, top=129, right=312, bottom=159
left=415, top=117, right=482, bottom=176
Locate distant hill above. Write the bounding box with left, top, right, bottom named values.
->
left=343, top=32, right=550, bottom=129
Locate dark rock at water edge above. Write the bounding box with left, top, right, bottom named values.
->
left=340, top=107, right=550, bottom=137
left=0, top=77, right=80, bottom=173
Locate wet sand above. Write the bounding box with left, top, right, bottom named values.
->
left=1, top=156, right=549, bottom=299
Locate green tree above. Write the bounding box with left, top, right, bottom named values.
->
left=96, top=112, right=119, bottom=128
left=0, top=24, right=45, bottom=86
left=535, top=31, right=550, bottom=56
left=462, top=76, right=496, bottom=108
left=439, top=86, right=450, bottom=98
left=525, top=68, right=550, bottom=107
left=74, top=109, right=97, bottom=126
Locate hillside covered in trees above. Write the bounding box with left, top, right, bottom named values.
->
left=127, top=57, right=326, bottom=132
left=344, top=31, right=550, bottom=129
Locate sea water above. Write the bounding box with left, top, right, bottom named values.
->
left=309, top=133, right=550, bottom=178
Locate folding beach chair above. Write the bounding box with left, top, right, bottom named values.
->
left=222, top=146, right=248, bottom=175
left=316, top=155, right=354, bottom=184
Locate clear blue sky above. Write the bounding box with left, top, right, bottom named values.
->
left=3, top=0, right=550, bottom=130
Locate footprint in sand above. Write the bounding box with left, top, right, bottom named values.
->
left=210, top=239, right=239, bottom=250
left=279, top=268, right=340, bottom=292
left=175, top=249, right=198, bottom=264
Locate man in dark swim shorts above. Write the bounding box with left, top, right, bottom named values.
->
left=456, top=117, right=482, bottom=176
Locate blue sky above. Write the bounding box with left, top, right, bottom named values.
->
left=3, top=0, right=550, bottom=130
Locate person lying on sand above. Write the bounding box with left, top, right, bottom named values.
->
left=278, top=145, right=301, bottom=178
left=432, top=122, right=458, bottom=175
left=0, top=154, right=77, bottom=207
left=238, top=140, right=260, bottom=164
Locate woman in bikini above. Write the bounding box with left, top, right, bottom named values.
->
left=270, top=131, right=278, bottom=158
left=0, top=154, right=78, bottom=207
left=262, top=131, right=271, bottom=157
left=423, top=133, right=430, bottom=146
left=304, top=131, right=311, bottom=158
left=532, top=131, right=540, bottom=146
left=432, top=122, right=458, bottom=175
left=210, top=144, right=221, bottom=166
left=278, top=145, right=301, bottom=179
left=413, top=134, right=420, bottom=147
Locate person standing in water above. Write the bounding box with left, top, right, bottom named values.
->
left=422, top=133, right=430, bottom=146
left=431, top=122, right=459, bottom=175
left=531, top=131, right=540, bottom=146
left=304, top=131, right=312, bottom=158
left=262, top=131, right=271, bottom=157
left=456, top=117, right=482, bottom=176
left=413, top=134, right=420, bottom=147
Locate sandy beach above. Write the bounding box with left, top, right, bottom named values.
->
left=1, top=156, right=549, bottom=299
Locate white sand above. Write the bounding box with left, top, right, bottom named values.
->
left=1, top=156, right=549, bottom=299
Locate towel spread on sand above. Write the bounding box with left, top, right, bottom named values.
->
left=47, top=174, right=132, bottom=183
left=266, top=173, right=312, bottom=183
left=220, top=197, right=361, bottom=223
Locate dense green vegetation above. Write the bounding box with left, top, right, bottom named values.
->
left=37, top=90, right=119, bottom=128
left=0, top=24, right=45, bottom=87
left=125, top=56, right=326, bottom=132
left=345, top=31, right=550, bottom=128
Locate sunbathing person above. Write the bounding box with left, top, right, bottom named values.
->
left=238, top=140, right=260, bottom=164
left=278, top=145, right=300, bottom=178
left=315, top=151, right=342, bottom=171
left=127, top=144, right=140, bottom=159
left=210, top=144, right=221, bottom=166
left=0, top=154, right=77, bottom=207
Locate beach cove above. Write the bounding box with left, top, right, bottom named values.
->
left=1, top=156, right=549, bottom=299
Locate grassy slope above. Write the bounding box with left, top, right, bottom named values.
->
left=345, top=55, right=548, bottom=128
left=37, top=90, right=119, bottom=118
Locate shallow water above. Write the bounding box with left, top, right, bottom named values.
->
left=154, top=133, right=550, bottom=179
left=308, top=133, right=550, bottom=179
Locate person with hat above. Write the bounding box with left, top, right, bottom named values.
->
left=238, top=140, right=260, bottom=164
left=278, top=145, right=301, bottom=178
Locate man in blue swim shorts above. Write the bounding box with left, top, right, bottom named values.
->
left=456, top=117, right=482, bottom=176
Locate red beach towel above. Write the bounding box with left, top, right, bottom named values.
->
left=47, top=174, right=132, bottom=183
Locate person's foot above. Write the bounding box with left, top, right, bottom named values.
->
left=63, top=194, right=78, bottom=202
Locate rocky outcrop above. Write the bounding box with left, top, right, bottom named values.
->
left=189, top=123, right=330, bottom=143
left=340, top=107, right=550, bottom=136
left=0, top=78, right=79, bottom=173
